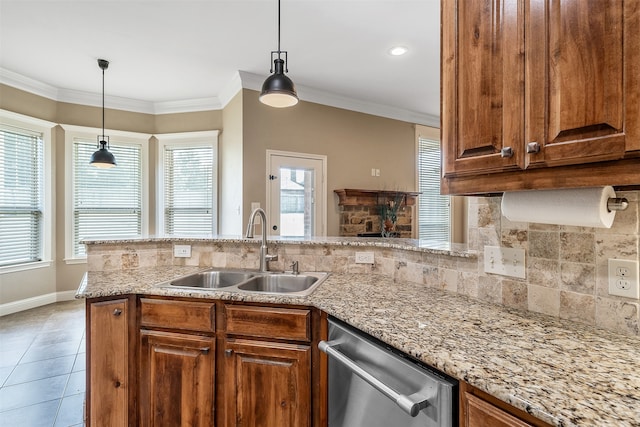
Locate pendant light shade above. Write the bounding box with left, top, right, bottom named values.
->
left=90, top=59, right=116, bottom=168
left=90, top=138, right=116, bottom=168
left=260, top=0, right=298, bottom=108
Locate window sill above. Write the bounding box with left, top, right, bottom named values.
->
left=64, top=258, right=87, bottom=265
left=0, top=260, right=53, bottom=275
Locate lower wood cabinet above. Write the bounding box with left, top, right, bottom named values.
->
left=139, top=330, right=215, bottom=426
left=221, top=338, right=311, bottom=427
left=460, top=382, right=552, bottom=427
left=86, top=297, right=135, bottom=427
left=85, top=296, right=324, bottom=427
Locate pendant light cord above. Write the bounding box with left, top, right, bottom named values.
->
left=277, top=0, right=281, bottom=59
left=101, top=66, right=105, bottom=141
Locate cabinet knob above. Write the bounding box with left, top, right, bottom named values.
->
left=225, top=349, right=233, bottom=357
left=500, top=147, right=513, bottom=158
left=114, top=380, right=121, bottom=388
left=526, top=142, right=540, bottom=154
left=113, top=309, right=122, bottom=316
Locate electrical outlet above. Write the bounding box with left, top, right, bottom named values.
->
left=608, top=259, right=639, bottom=299
left=483, top=246, right=526, bottom=279
left=174, top=244, right=191, bottom=258
left=355, top=251, right=375, bottom=264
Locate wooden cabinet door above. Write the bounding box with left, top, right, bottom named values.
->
left=222, top=338, right=311, bottom=427
left=87, top=298, right=131, bottom=427
left=442, top=0, right=525, bottom=177
left=140, top=330, right=215, bottom=427
left=464, top=393, right=532, bottom=427
left=526, top=0, right=640, bottom=168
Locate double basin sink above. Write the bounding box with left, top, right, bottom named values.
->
left=157, top=268, right=329, bottom=297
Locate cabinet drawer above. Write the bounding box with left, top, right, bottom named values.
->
left=225, top=305, right=311, bottom=342
left=140, top=298, right=215, bottom=332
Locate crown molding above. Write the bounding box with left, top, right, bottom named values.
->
left=237, top=71, right=439, bottom=127
left=0, top=67, right=227, bottom=115
left=1, top=68, right=60, bottom=100
left=2, top=67, right=439, bottom=126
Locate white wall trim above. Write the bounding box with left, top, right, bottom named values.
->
left=0, top=291, right=78, bottom=317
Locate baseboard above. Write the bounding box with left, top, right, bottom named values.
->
left=0, top=290, right=78, bottom=316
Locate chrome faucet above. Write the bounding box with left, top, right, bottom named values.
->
left=245, top=208, right=278, bottom=272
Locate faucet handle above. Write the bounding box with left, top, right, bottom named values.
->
left=265, top=254, right=278, bottom=262
left=290, top=261, right=299, bottom=275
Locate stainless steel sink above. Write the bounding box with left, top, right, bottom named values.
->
left=169, top=270, right=256, bottom=289
left=158, top=269, right=329, bottom=296
left=237, top=273, right=325, bottom=294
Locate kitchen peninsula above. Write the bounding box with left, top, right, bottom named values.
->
left=77, top=237, right=640, bottom=427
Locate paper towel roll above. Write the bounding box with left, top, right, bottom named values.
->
left=501, top=186, right=617, bottom=228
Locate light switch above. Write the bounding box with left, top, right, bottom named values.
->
left=484, top=246, right=526, bottom=279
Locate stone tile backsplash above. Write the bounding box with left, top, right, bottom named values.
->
left=467, top=191, right=639, bottom=336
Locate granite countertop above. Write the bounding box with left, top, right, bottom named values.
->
left=77, top=266, right=640, bottom=427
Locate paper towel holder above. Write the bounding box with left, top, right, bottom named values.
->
left=607, top=198, right=629, bottom=212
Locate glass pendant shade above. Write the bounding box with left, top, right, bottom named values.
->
left=260, top=59, right=298, bottom=108
left=90, top=139, right=116, bottom=168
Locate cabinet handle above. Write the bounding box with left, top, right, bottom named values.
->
left=200, top=347, right=210, bottom=355
left=113, top=309, right=122, bottom=316
left=526, top=142, right=540, bottom=154
left=225, top=349, right=233, bottom=357
left=500, top=147, right=513, bottom=158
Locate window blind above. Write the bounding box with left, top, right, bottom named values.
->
left=164, top=146, right=215, bottom=235
left=418, top=137, right=450, bottom=242
left=0, top=126, right=44, bottom=266
left=73, top=139, right=142, bottom=257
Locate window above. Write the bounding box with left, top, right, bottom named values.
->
left=0, top=125, right=44, bottom=266
left=0, top=112, right=54, bottom=271
left=157, top=131, right=218, bottom=236
left=417, top=135, right=450, bottom=242
left=65, top=125, right=149, bottom=259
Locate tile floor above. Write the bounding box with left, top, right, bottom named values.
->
left=0, top=300, right=86, bottom=427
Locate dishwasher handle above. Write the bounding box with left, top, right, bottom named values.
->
left=319, top=340, right=430, bottom=417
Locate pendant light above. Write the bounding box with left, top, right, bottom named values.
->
left=259, top=0, right=298, bottom=108
left=90, top=59, right=117, bottom=168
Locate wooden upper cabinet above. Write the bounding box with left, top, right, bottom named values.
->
left=442, top=0, right=525, bottom=176
left=526, top=0, right=639, bottom=167
left=441, top=0, right=640, bottom=194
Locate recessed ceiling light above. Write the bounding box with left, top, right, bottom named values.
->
left=389, top=46, right=408, bottom=56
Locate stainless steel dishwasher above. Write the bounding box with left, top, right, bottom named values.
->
left=319, top=317, right=457, bottom=427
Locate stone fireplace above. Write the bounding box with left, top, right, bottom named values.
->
left=334, top=189, right=420, bottom=238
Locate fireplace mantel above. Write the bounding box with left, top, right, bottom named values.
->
left=334, top=189, right=420, bottom=207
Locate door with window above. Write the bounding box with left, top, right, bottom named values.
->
left=267, top=151, right=326, bottom=237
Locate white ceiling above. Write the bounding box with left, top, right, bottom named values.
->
left=0, top=0, right=441, bottom=125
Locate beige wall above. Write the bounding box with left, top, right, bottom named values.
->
left=219, top=92, right=244, bottom=235
left=241, top=89, right=418, bottom=236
